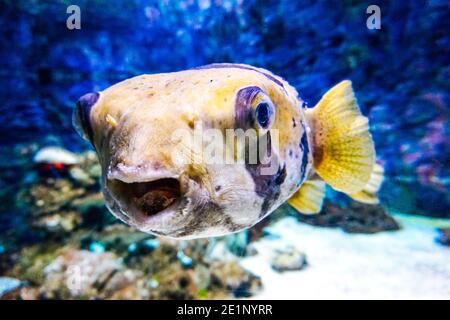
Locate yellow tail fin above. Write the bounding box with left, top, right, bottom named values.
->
left=305, top=80, right=375, bottom=194
left=288, top=179, right=326, bottom=214
left=348, top=163, right=384, bottom=204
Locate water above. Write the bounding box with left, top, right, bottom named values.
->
left=0, top=0, right=448, bottom=300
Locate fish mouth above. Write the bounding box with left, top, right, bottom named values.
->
left=106, top=177, right=183, bottom=228
left=127, top=178, right=181, bottom=216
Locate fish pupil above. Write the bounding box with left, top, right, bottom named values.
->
left=256, top=102, right=271, bottom=128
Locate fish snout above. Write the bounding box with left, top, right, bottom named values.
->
left=106, top=159, right=184, bottom=213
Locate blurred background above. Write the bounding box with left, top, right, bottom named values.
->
left=0, top=0, right=449, bottom=300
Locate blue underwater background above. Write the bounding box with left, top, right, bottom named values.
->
left=0, top=0, right=449, bottom=300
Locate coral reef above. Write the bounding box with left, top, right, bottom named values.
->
left=296, top=201, right=401, bottom=234
left=0, top=149, right=263, bottom=300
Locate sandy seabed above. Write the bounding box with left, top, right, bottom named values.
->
left=241, top=214, right=450, bottom=300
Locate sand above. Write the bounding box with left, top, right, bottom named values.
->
left=241, top=214, right=450, bottom=299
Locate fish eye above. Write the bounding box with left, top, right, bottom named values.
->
left=234, top=86, right=275, bottom=131
left=255, top=102, right=271, bottom=128
left=72, top=92, right=99, bottom=142
left=253, top=96, right=275, bottom=131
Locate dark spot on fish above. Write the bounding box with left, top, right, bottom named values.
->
left=234, top=86, right=260, bottom=130
left=149, top=229, right=166, bottom=236
left=275, top=164, right=287, bottom=185
left=242, top=130, right=285, bottom=218
left=194, top=63, right=286, bottom=92
left=233, top=88, right=285, bottom=218
left=289, top=149, right=293, bottom=157
left=298, top=125, right=310, bottom=186
left=75, top=92, right=100, bottom=142
left=152, top=162, right=163, bottom=170
left=292, top=117, right=297, bottom=127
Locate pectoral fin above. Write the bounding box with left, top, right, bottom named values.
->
left=288, top=180, right=326, bottom=214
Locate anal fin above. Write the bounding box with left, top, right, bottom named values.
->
left=348, top=163, right=384, bottom=204
left=288, top=180, right=326, bottom=214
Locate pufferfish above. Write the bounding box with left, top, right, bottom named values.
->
left=73, top=63, right=384, bottom=239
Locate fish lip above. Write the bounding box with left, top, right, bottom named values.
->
left=107, top=164, right=178, bottom=184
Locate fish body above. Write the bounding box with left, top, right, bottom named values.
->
left=73, top=63, right=381, bottom=239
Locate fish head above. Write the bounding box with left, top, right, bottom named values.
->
left=73, top=64, right=312, bottom=239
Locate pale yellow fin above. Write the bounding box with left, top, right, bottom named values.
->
left=288, top=180, right=326, bottom=214
left=348, top=163, right=384, bottom=204
left=306, top=80, right=375, bottom=194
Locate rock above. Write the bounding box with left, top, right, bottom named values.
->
left=148, top=263, right=198, bottom=300
left=69, top=151, right=101, bottom=186
left=41, top=249, right=148, bottom=299
left=0, top=277, right=24, bottom=299
left=32, top=211, right=82, bottom=233
left=210, top=261, right=262, bottom=298
left=72, top=193, right=112, bottom=229
left=0, top=284, right=40, bottom=300
left=8, top=243, right=63, bottom=285
left=193, top=264, right=211, bottom=292
left=77, top=224, right=152, bottom=255
left=33, top=146, right=78, bottom=166
left=436, top=228, right=450, bottom=247
left=297, top=201, right=401, bottom=234
left=270, top=246, right=307, bottom=272
left=69, top=166, right=95, bottom=186
left=205, top=240, right=236, bottom=262
left=22, top=178, right=85, bottom=216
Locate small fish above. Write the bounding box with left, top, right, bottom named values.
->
left=73, top=63, right=383, bottom=239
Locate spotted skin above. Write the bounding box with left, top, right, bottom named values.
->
left=194, top=63, right=286, bottom=91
